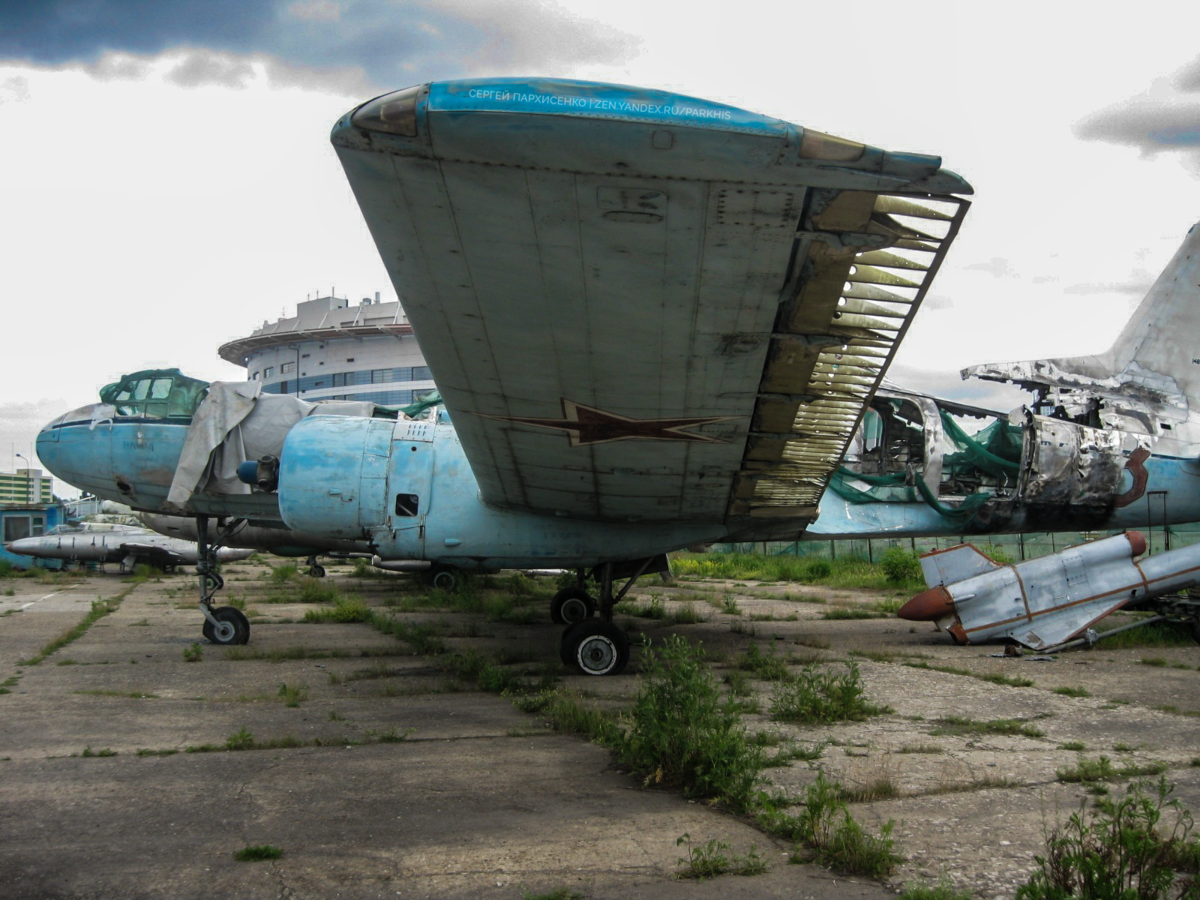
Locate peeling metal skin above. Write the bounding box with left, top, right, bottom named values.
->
left=811, top=222, right=1200, bottom=540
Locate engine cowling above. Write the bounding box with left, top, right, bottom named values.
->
left=277, top=416, right=394, bottom=540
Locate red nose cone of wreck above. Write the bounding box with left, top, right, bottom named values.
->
left=1124, top=530, right=1147, bottom=557
left=898, top=585, right=955, bottom=622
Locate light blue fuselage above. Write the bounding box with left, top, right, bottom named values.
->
left=39, top=407, right=1200, bottom=568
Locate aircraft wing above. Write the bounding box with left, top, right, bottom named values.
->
left=333, top=79, right=970, bottom=537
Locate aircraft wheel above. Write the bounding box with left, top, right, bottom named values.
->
left=203, top=607, right=250, bottom=645
left=309, top=564, right=326, bottom=578
left=562, top=619, right=629, bottom=676
left=429, top=566, right=458, bottom=591
left=550, top=587, right=595, bottom=625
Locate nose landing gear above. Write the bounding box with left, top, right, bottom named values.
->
left=195, top=515, right=250, bottom=645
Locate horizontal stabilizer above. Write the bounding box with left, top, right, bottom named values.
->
left=1008, top=600, right=1127, bottom=651
left=920, top=543, right=999, bottom=587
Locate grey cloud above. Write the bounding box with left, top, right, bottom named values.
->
left=964, top=257, right=1016, bottom=278
left=165, top=50, right=257, bottom=89
left=0, top=1, right=639, bottom=93
left=0, top=75, right=30, bottom=102
left=1062, top=281, right=1153, bottom=297
left=1076, top=55, right=1200, bottom=157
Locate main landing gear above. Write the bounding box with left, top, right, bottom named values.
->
left=306, top=556, right=326, bottom=578
left=195, top=515, right=250, bottom=645
left=556, top=556, right=669, bottom=677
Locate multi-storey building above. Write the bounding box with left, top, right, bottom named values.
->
left=0, top=468, right=53, bottom=506
left=218, top=294, right=433, bottom=406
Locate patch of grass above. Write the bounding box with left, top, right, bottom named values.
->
left=183, top=643, right=203, bottom=662
left=1094, top=618, right=1196, bottom=649
left=897, top=744, right=944, bottom=755
left=1016, top=777, right=1200, bottom=900
left=734, top=642, right=793, bottom=682
left=930, top=716, right=1045, bottom=739
left=979, top=672, right=1035, bottom=688
left=522, top=890, right=583, bottom=900
left=298, top=578, right=340, bottom=604
left=1056, top=756, right=1169, bottom=784
left=770, top=662, right=891, bottom=725
left=268, top=563, right=298, bottom=584
left=1060, top=741, right=1087, bottom=752
left=79, top=746, right=117, bottom=757
left=303, top=596, right=370, bottom=623
left=675, top=833, right=767, bottom=880
left=1053, top=686, right=1091, bottom=698
left=767, top=773, right=902, bottom=877
left=821, top=606, right=890, bottom=620
left=370, top=615, right=450, bottom=655
left=619, top=635, right=765, bottom=813
left=837, top=776, right=901, bottom=803
left=234, top=845, right=283, bottom=862
left=276, top=683, right=308, bottom=707
left=1140, top=656, right=1169, bottom=668
left=18, top=590, right=131, bottom=665
left=514, top=687, right=623, bottom=745
left=898, top=875, right=973, bottom=900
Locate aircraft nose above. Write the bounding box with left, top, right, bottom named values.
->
left=898, top=586, right=955, bottom=622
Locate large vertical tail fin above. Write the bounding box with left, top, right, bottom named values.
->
left=963, top=222, right=1200, bottom=406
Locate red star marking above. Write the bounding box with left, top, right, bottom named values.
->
left=482, top=400, right=737, bottom=446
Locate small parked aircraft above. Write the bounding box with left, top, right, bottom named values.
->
left=4, top=523, right=252, bottom=572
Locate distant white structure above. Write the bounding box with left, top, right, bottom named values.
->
left=218, top=294, right=433, bottom=406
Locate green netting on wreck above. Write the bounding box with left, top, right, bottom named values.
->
left=829, top=409, right=1023, bottom=523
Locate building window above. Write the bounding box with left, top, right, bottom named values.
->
left=281, top=362, right=295, bottom=374
left=413, top=366, right=431, bottom=381
left=346, top=357, right=355, bottom=363
left=372, top=368, right=390, bottom=384
left=301, top=353, right=310, bottom=359
left=250, top=371, right=258, bottom=380
left=264, top=366, right=275, bottom=378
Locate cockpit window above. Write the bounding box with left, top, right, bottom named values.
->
left=99, top=369, right=210, bottom=419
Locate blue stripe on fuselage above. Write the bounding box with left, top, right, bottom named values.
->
left=427, top=78, right=790, bottom=137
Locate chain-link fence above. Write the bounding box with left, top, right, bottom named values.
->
left=715, top=524, right=1200, bottom=564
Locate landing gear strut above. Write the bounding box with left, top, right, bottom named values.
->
left=195, top=515, right=249, bottom=645
left=306, top=556, right=326, bottom=578
left=559, top=556, right=665, bottom=676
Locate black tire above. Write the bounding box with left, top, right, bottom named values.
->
left=429, top=566, right=458, bottom=591
left=204, top=606, right=250, bottom=645
left=562, top=619, right=630, bottom=676
left=550, top=587, right=595, bottom=625
left=309, top=564, right=326, bottom=578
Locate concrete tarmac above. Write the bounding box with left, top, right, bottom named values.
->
left=2, top=563, right=1198, bottom=900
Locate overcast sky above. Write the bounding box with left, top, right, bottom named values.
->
left=3, top=0, right=1200, bottom=487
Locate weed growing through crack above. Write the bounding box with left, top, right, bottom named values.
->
left=303, top=596, right=370, bottom=623
left=930, top=716, right=1044, bottom=739
left=897, top=875, right=973, bottom=900
left=759, top=772, right=901, bottom=877
left=277, top=683, right=308, bottom=707
left=1056, top=756, right=1169, bottom=784
left=234, top=845, right=283, bottom=861
left=770, top=662, right=890, bottom=725
left=620, top=635, right=764, bottom=813
left=183, top=643, right=203, bottom=662
left=1016, top=776, right=1200, bottom=900
left=734, top=641, right=792, bottom=682
left=674, top=833, right=767, bottom=879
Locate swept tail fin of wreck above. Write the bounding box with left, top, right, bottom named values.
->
left=964, top=222, right=1200, bottom=412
